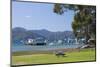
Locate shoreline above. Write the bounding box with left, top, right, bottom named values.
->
left=12, top=48, right=95, bottom=56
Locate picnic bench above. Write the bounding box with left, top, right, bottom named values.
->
left=55, top=51, right=66, bottom=57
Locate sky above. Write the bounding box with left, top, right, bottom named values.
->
left=12, top=1, right=75, bottom=32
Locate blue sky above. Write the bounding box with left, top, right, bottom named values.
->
left=12, top=1, right=75, bottom=32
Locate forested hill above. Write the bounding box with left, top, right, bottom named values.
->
left=12, top=27, right=75, bottom=43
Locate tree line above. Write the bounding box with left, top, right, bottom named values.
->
left=53, top=4, right=96, bottom=45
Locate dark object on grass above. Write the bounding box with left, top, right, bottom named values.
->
left=55, top=51, right=66, bottom=57
left=76, top=44, right=95, bottom=52
left=88, top=38, right=96, bottom=45
left=81, top=45, right=95, bottom=48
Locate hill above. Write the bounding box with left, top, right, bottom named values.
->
left=12, top=27, right=75, bottom=43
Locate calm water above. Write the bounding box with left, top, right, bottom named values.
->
left=12, top=43, right=84, bottom=52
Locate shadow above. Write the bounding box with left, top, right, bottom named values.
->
left=55, top=54, right=68, bottom=57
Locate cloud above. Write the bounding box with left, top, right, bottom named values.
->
left=25, top=16, right=31, bottom=18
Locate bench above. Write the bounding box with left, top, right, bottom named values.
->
left=55, top=51, right=66, bottom=57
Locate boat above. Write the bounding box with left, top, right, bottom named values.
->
left=25, top=38, right=47, bottom=46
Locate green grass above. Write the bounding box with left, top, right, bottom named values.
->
left=12, top=48, right=96, bottom=65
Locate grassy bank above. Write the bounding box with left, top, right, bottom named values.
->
left=12, top=48, right=96, bottom=66
left=12, top=48, right=80, bottom=56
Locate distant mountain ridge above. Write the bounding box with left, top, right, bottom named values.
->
left=12, top=27, right=75, bottom=43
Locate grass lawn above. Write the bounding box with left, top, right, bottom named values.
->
left=12, top=48, right=96, bottom=66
